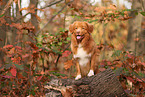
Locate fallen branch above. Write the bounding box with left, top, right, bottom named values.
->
left=45, top=68, right=128, bottom=97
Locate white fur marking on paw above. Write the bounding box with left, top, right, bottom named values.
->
left=75, top=74, right=81, bottom=80
left=87, top=70, right=94, bottom=77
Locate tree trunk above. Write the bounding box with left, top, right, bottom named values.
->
left=45, top=68, right=127, bottom=97
left=0, top=0, right=11, bottom=64
left=30, top=0, right=39, bottom=33
left=127, top=0, right=144, bottom=56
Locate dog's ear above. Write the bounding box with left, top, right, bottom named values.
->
left=88, top=23, right=94, bottom=33
left=69, top=24, right=74, bottom=34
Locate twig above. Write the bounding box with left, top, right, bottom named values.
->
left=15, top=12, right=30, bottom=22
left=41, top=0, right=64, bottom=9
left=55, top=43, right=70, bottom=68
left=140, top=0, right=145, bottom=11
left=122, top=61, right=145, bottom=83
left=35, top=1, right=73, bottom=36
left=0, top=0, right=13, bottom=15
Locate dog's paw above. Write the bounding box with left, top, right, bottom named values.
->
left=75, top=74, right=81, bottom=80
left=87, top=70, right=94, bottom=77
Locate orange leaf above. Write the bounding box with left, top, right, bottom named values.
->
left=64, top=60, right=73, bottom=70
left=8, top=47, right=15, bottom=54
left=134, top=38, right=140, bottom=41
left=10, top=68, right=17, bottom=77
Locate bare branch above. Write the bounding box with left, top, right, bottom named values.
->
left=41, top=0, right=64, bottom=9
left=35, top=1, right=73, bottom=36
left=14, top=12, right=30, bottom=22
left=0, top=0, right=13, bottom=15
left=140, top=0, right=145, bottom=11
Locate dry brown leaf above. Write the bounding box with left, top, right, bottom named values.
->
left=64, top=60, right=73, bottom=70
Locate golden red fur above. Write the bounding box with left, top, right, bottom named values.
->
left=69, top=21, right=99, bottom=80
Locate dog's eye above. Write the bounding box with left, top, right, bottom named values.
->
left=82, top=28, right=85, bottom=29
left=75, top=28, right=77, bottom=29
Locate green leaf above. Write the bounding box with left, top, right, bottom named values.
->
left=0, top=14, right=4, bottom=17
left=36, top=43, right=42, bottom=47
left=67, top=37, right=71, bottom=41
left=69, top=8, right=74, bottom=11
left=52, top=72, right=66, bottom=77
left=116, top=16, right=120, bottom=19
left=14, top=64, right=24, bottom=70
left=64, top=41, right=68, bottom=43
left=135, top=12, right=138, bottom=15
left=59, top=28, right=65, bottom=32
left=30, top=90, right=36, bottom=96
left=111, top=50, right=122, bottom=57
left=58, top=42, right=62, bottom=46
left=123, top=9, right=133, bottom=12
left=84, top=19, right=90, bottom=21
left=52, top=49, right=62, bottom=54
left=89, top=19, right=98, bottom=23
left=140, top=12, right=145, bottom=16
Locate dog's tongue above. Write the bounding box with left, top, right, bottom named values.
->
left=77, top=36, right=81, bottom=39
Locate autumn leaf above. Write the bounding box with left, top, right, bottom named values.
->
left=10, top=67, right=17, bottom=77
left=64, top=60, right=73, bottom=70
left=8, top=47, right=15, bottom=54
left=3, top=45, right=13, bottom=48
left=126, top=76, right=135, bottom=83
left=37, top=76, right=43, bottom=81
left=134, top=38, right=140, bottom=41
left=15, top=46, right=22, bottom=50
left=62, top=50, right=71, bottom=57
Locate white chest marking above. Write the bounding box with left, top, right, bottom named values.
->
left=74, top=44, right=91, bottom=66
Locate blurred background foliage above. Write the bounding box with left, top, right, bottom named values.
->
left=0, top=0, right=145, bottom=96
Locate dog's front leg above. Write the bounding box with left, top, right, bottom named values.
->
left=87, top=54, right=97, bottom=77
left=75, top=61, right=82, bottom=80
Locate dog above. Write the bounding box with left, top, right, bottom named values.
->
left=69, top=21, right=99, bottom=80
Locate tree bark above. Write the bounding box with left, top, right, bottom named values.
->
left=45, top=68, right=127, bottom=97
left=127, top=0, right=144, bottom=56
left=0, top=0, right=10, bottom=64
left=30, top=0, right=39, bottom=33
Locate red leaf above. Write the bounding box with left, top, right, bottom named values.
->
left=10, top=68, right=17, bottom=77
left=62, top=50, right=71, bottom=57
left=22, top=54, right=29, bottom=59
left=136, top=78, right=144, bottom=82
left=2, top=75, right=14, bottom=78
left=15, top=46, right=22, bottom=50
left=37, top=76, right=43, bottom=81
left=3, top=45, right=13, bottom=48
left=126, top=77, right=135, bottom=83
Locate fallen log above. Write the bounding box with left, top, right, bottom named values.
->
left=45, top=68, right=128, bottom=97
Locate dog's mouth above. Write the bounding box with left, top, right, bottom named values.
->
left=76, top=35, right=84, bottom=40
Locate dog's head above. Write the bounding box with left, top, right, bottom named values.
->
left=69, top=21, right=93, bottom=40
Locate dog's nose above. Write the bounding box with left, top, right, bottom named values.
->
left=76, top=31, right=80, bottom=35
